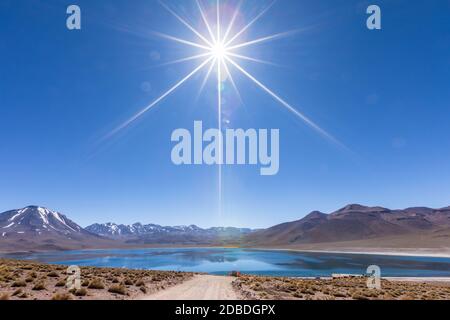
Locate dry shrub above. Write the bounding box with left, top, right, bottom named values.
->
left=135, top=279, right=145, bottom=287
left=21, top=265, right=33, bottom=270
left=52, top=293, right=72, bottom=300
left=47, top=271, right=59, bottom=278
left=352, top=293, right=369, bottom=300
left=88, top=278, right=105, bottom=290
left=108, top=284, right=126, bottom=295
left=333, top=291, right=348, bottom=298
left=55, top=279, right=66, bottom=287
left=32, top=282, right=46, bottom=291
left=18, top=292, right=28, bottom=298
left=0, top=293, right=10, bottom=300
left=11, top=280, right=27, bottom=287
left=74, top=288, right=88, bottom=297
left=12, top=288, right=23, bottom=296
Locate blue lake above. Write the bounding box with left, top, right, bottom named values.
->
left=5, top=248, right=450, bottom=277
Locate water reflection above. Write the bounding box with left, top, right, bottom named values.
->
left=4, top=248, right=450, bottom=277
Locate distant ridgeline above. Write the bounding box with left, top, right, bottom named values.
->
left=1, top=204, right=449, bottom=252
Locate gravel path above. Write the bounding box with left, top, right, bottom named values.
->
left=143, top=275, right=240, bottom=300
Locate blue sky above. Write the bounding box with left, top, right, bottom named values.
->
left=1, top=0, right=450, bottom=228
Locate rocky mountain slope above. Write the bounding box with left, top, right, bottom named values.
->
left=244, top=204, right=450, bottom=249
left=0, top=206, right=112, bottom=252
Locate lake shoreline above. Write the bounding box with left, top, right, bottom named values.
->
left=2, top=245, right=450, bottom=258
left=248, top=247, right=450, bottom=258
left=2, top=247, right=450, bottom=280
left=2, top=259, right=450, bottom=300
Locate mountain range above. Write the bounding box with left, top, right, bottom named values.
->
left=85, top=222, right=253, bottom=245
left=244, top=204, right=450, bottom=250
left=1, top=204, right=450, bottom=253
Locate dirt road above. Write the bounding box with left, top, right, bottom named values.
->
left=143, top=275, right=240, bottom=300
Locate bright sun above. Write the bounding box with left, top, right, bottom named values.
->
left=105, top=0, right=349, bottom=219
left=108, top=0, right=345, bottom=153
left=211, top=42, right=227, bottom=60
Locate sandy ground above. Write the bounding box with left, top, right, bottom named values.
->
left=143, top=275, right=240, bottom=300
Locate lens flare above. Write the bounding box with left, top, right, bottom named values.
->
left=105, top=0, right=351, bottom=219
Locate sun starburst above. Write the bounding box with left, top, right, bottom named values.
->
left=104, top=0, right=349, bottom=218
left=106, top=0, right=345, bottom=146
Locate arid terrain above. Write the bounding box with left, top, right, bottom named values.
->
left=1, top=259, right=450, bottom=300
left=0, top=259, right=193, bottom=300
left=233, top=275, right=450, bottom=300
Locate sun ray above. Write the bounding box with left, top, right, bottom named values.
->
left=104, top=1, right=350, bottom=153
left=227, top=52, right=278, bottom=66
left=104, top=57, right=213, bottom=140
left=222, top=0, right=243, bottom=44
left=197, top=57, right=217, bottom=98
left=99, top=1, right=354, bottom=224
left=221, top=58, right=244, bottom=104
left=217, top=56, right=223, bottom=219
left=227, top=29, right=300, bottom=51
left=216, top=0, right=221, bottom=43
left=155, top=52, right=212, bottom=68
left=158, top=0, right=213, bottom=47
left=151, top=31, right=210, bottom=50
left=225, top=56, right=348, bottom=150
left=196, top=0, right=216, bottom=44
left=225, top=0, right=277, bottom=47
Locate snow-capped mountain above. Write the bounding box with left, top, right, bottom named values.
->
left=85, top=222, right=201, bottom=237
left=0, top=205, right=253, bottom=250
left=0, top=206, right=111, bottom=252
left=85, top=222, right=253, bottom=244
left=0, top=206, right=87, bottom=237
